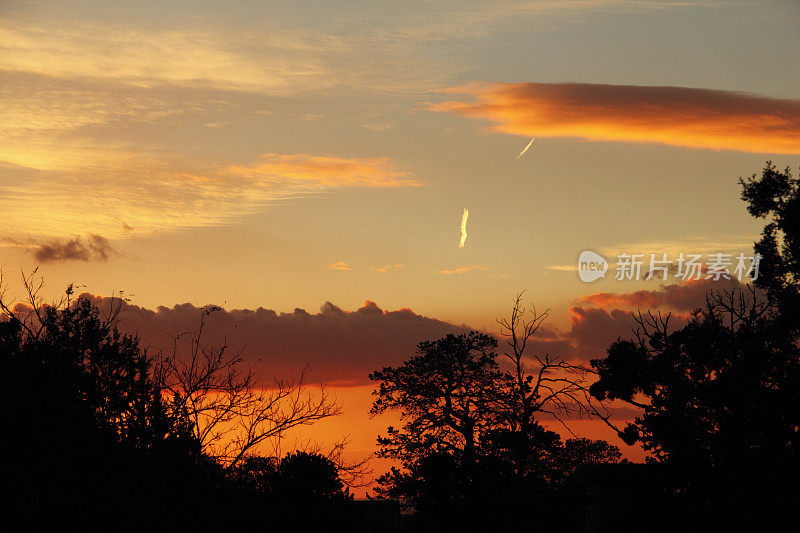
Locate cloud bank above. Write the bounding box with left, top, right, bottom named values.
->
left=431, top=82, right=800, bottom=154
left=576, top=277, right=745, bottom=312
left=82, top=296, right=469, bottom=387
left=8, top=277, right=743, bottom=386
left=524, top=277, right=749, bottom=362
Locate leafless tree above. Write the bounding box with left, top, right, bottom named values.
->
left=153, top=306, right=342, bottom=468
left=496, top=292, right=613, bottom=437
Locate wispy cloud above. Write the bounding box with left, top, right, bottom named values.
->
left=371, top=263, right=404, bottom=273
left=0, top=64, right=418, bottom=244
left=459, top=208, right=469, bottom=248
left=547, top=264, right=578, bottom=272
left=0, top=23, right=327, bottom=95
left=227, top=153, right=418, bottom=188
left=0, top=16, right=464, bottom=98
left=439, top=265, right=489, bottom=275
left=598, top=235, right=757, bottom=257
left=329, top=261, right=352, bottom=271
left=0, top=152, right=416, bottom=241
left=431, top=82, right=800, bottom=154
left=1, top=1, right=711, bottom=102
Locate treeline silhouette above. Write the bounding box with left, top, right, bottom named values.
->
left=1, top=162, right=798, bottom=531
left=590, top=162, right=800, bottom=530
left=368, top=162, right=799, bottom=532
left=0, top=282, right=357, bottom=529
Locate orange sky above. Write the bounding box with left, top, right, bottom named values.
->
left=1, top=0, right=799, bottom=496
left=280, top=386, right=647, bottom=498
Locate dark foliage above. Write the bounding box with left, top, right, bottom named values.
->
left=370, top=332, right=504, bottom=468
left=0, top=286, right=355, bottom=529
left=370, top=331, right=620, bottom=531
left=589, top=162, right=800, bottom=529
left=740, top=162, right=800, bottom=321
left=226, top=451, right=357, bottom=531
left=0, top=296, right=217, bottom=527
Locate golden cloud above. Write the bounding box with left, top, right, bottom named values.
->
left=329, top=261, right=352, bottom=271
left=0, top=23, right=326, bottom=95
left=546, top=265, right=578, bottom=272
left=430, top=83, right=800, bottom=154
left=371, top=263, right=404, bottom=273
left=575, top=278, right=719, bottom=311
left=0, top=152, right=416, bottom=241
left=439, top=265, right=489, bottom=275
left=0, top=67, right=418, bottom=243
left=598, top=236, right=757, bottom=258
left=227, top=153, right=419, bottom=188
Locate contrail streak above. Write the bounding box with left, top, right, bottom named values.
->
left=459, top=208, right=469, bottom=248
left=515, top=137, right=535, bottom=159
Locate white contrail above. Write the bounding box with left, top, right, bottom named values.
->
left=515, top=137, right=535, bottom=159
left=459, top=208, right=469, bottom=248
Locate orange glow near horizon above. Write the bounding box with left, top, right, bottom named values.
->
left=287, top=386, right=647, bottom=498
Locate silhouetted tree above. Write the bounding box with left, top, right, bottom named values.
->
left=550, top=437, right=622, bottom=485
left=589, top=163, right=800, bottom=528
left=291, top=436, right=374, bottom=489
left=590, top=290, right=799, bottom=527
left=230, top=450, right=352, bottom=501
left=371, top=318, right=620, bottom=529
left=154, top=305, right=340, bottom=468
left=370, top=332, right=505, bottom=528
left=0, top=270, right=211, bottom=527
left=373, top=453, right=470, bottom=529
left=491, top=293, right=615, bottom=486
left=227, top=451, right=355, bottom=530
left=0, top=271, right=357, bottom=528
left=370, top=332, right=503, bottom=473
left=275, top=451, right=352, bottom=503
left=740, top=162, right=800, bottom=321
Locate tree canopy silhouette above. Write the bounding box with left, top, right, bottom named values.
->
left=589, top=162, right=800, bottom=528
left=740, top=162, right=800, bottom=320
left=0, top=271, right=207, bottom=527
left=370, top=332, right=503, bottom=470
left=226, top=451, right=356, bottom=531
left=0, top=271, right=350, bottom=528
left=370, top=302, right=620, bottom=529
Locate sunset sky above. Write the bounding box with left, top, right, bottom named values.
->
left=2, top=0, right=799, bottom=487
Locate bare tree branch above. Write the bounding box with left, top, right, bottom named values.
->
left=154, top=307, right=342, bottom=468
left=496, top=292, right=616, bottom=437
